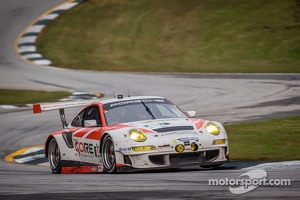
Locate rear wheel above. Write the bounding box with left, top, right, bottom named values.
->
left=102, top=135, right=116, bottom=173
left=48, top=138, right=62, bottom=174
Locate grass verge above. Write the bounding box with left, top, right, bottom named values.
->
left=36, top=0, right=300, bottom=73
left=0, top=89, right=71, bottom=104
left=225, top=116, right=300, bottom=161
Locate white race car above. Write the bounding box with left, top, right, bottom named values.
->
left=33, top=95, right=229, bottom=174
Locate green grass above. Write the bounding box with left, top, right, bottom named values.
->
left=36, top=0, right=300, bottom=73
left=225, top=116, right=300, bottom=161
left=0, top=89, right=71, bottom=104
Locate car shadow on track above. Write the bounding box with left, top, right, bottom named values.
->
left=119, top=160, right=269, bottom=174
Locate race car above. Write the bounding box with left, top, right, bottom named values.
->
left=33, top=95, right=229, bottom=174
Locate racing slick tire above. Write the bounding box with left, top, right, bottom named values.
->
left=102, top=135, right=117, bottom=173
left=48, top=138, right=62, bottom=174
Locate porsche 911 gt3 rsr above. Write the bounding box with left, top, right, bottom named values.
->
left=33, top=96, right=229, bottom=174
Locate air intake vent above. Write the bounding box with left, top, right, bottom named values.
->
left=206, top=150, right=220, bottom=161
left=62, top=131, right=73, bottom=148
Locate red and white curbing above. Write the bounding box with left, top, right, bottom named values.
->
left=17, top=0, right=83, bottom=66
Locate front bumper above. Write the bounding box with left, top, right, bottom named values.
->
left=117, top=146, right=228, bottom=172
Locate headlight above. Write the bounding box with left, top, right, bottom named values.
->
left=129, top=129, right=147, bottom=142
left=205, top=122, right=220, bottom=135
left=175, top=144, right=185, bottom=153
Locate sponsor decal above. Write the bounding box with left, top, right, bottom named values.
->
left=90, top=165, right=104, bottom=172
left=143, top=122, right=168, bottom=129
left=177, top=137, right=199, bottom=142
left=74, top=141, right=100, bottom=157
left=184, top=141, right=190, bottom=146
left=79, top=154, right=94, bottom=159
left=119, top=147, right=132, bottom=152
left=94, top=145, right=100, bottom=157
left=108, top=99, right=165, bottom=108
left=161, top=130, right=197, bottom=137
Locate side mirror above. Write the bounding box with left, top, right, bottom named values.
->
left=185, top=111, right=196, bottom=118
left=84, top=119, right=97, bottom=127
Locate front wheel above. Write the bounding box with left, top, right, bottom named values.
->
left=48, top=138, right=62, bottom=174
left=101, top=135, right=116, bottom=173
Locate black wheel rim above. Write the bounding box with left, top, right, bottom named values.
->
left=103, top=138, right=115, bottom=169
left=48, top=139, right=60, bottom=170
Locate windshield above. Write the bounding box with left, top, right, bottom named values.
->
left=103, top=99, right=187, bottom=125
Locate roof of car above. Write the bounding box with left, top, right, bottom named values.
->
left=99, top=95, right=165, bottom=104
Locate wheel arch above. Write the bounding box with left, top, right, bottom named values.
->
left=99, top=133, right=110, bottom=153
left=44, top=135, right=55, bottom=158
left=100, top=132, right=129, bottom=172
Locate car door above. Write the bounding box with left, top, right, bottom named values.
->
left=71, top=105, right=104, bottom=164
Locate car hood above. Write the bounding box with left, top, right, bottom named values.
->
left=108, top=118, right=216, bottom=149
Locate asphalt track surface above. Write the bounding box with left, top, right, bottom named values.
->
left=0, top=0, right=300, bottom=199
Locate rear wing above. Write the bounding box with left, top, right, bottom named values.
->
left=33, top=99, right=99, bottom=128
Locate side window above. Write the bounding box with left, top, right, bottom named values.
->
left=71, top=106, right=101, bottom=127
left=71, top=110, right=85, bottom=127
left=83, top=106, right=101, bottom=127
